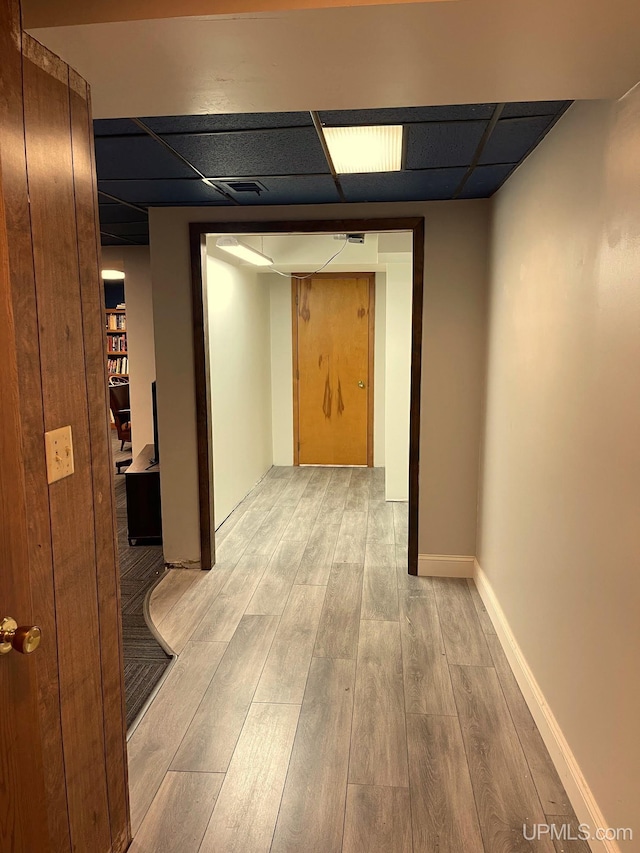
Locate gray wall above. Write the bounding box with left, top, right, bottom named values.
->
left=149, top=200, right=490, bottom=565
left=478, top=94, right=640, bottom=837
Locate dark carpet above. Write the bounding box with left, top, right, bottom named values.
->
left=113, top=439, right=172, bottom=730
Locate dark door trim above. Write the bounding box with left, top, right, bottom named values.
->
left=291, top=272, right=375, bottom=468
left=189, top=217, right=425, bottom=574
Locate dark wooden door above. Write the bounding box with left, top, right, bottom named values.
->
left=0, top=2, right=129, bottom=850
left=293, top=274, right=375, bottom=465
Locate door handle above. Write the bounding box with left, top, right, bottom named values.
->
left=358, top=380, right=365, bottom=388
left=0, top=617, right=42, bottom=655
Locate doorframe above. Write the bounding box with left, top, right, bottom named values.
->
left=189, top=217, right=425, bottom=575
left=291, top=272, right=375, bottom=467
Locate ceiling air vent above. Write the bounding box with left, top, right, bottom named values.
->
left=220, top=180, right=267, bottom=196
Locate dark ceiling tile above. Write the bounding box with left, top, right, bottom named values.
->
left=143, top=111, right=312, bottom=134
left=100, top=233, right=140, bottom=246
left=95, top=136, right=194, bottom=180
left=167, top=128, right=329, bottom=177
left=93, top=118, right=142, bottom=136
left=340, top=168, right=466, bottom=202
left=320, top=104, right=496, bottom=125
left=479, top=115, right=557, bottom=165
left=459, top=164, right=516, bottom=198
left=225, top=175, right=340, bottom=205
left=98, top=204, right=148, bottom=224
left=501, top=100, right=572, bottom=118
left=100, top=221, right=150, bottom=237
left=405, top=121, right=487, bottom=169
left=99, top=179, right=232, bottom=205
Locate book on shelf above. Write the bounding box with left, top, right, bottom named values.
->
left=107, top=355, right=128, bottom=376
left=107, top=333, right=127, bottom=353
left=106, top=312, right=127, bottom=330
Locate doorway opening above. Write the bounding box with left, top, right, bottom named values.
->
left=190, top=218, right=424, bottom=575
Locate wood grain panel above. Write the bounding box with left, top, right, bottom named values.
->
left=22, top=36, right=113, bottom=852
left=362, top=542, right=399, bottom=621
left=127, top=640, right=227, bottom=834
left=271, top=657, right=355, bottom=853
left=349, top=620, right=409, bottom=788
left=450, top=665, right=554, bottom=852
left=432, top=577, right=492, bottom=666
left=0, top=6, right=70, bottom=849
left=245, top=539, right=306, bottom=616
left=399, top=588, right=456, bottom=716
left=486, top=634, right=572, bottom=815
left=69, top=68, right=130, bottom=853
left=200, top=703, right=300, bottom=852
left=254, top=584, right=326, bottom=703
left=129, top=771, right=223, bottom=853
left=314, top=562, right=364, bottom=659
left=343, top=785, right=412, bottom=853
left=295, top=521, right=340, bottom=585
left=295, top=275, right=373, bottom=465
left=171, top=615, right=279, bottom=773
left=407, top=713, right=484, bottom=853
left=0, top=80, right=51, bottom=853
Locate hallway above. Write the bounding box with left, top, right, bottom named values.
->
left=128, top=465, right=582, bottom=852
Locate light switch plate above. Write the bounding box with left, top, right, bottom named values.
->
left=45, top=425, right=74, bottom=484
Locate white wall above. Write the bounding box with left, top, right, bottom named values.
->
left=205, top=246, right=273, bottom=527
left=267, top=274, right=294, bottom=466
left=478, top=92, right=640, bottom=842
left=101, top=245, right=156, bottom=458
left=150, top=200, right=490, bottom=564
left=384, top=263, right=412, bottom=500
left=373, top=272, right=386, bottom=467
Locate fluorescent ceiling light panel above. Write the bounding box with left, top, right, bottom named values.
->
left=323, top=125, right=403, bottom=174
left=101, top=269, right=125, bottom=280
left=216, top=236, right=273, bottom=267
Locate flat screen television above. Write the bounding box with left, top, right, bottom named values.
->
left=151, top=380, right=159, bottom=465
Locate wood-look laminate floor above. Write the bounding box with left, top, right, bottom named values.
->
left=130, top=465, right=585, bottom=853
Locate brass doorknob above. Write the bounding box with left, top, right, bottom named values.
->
left=0, top=617, right=42, bottom=655
left=358, top=380, right=365, bottom=388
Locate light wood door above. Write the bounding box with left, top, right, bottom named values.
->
left=293, top=274, right=374, bottom=466
left=0, top=3, right=129, bottom=851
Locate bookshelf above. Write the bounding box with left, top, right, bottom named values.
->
left=105, top=307, right=128, bottom=378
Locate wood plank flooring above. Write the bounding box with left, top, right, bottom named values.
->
left=133, top=465, right=583, bottom=852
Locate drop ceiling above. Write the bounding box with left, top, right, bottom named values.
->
left=97, top=101, right=570, bottom=247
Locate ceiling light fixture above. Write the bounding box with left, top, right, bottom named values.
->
left=101, top=269, right=125, bottom=280
left=216, top=236, right=273, bottom=267
left=323, top=125, right=403, bottom=174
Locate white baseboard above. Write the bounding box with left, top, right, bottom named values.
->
left=418, top=554, right=474, bottom=578
left=473, top=560, right=618, bottom=853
